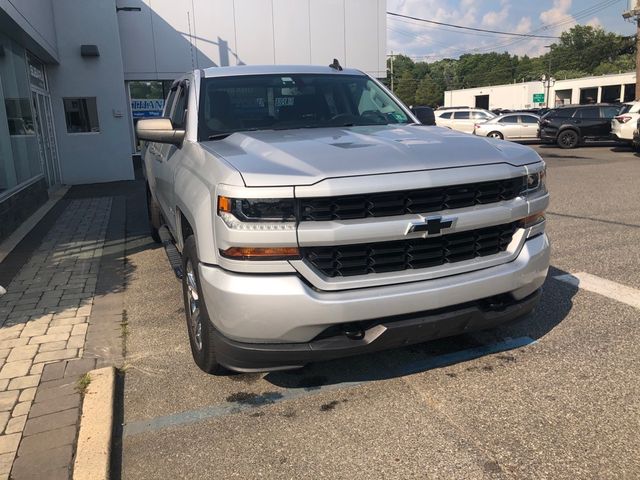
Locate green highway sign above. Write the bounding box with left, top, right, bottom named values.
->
left=533, top=93, right=545, bottom=103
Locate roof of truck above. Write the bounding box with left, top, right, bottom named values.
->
left=201, top=64, right=365, bottom=78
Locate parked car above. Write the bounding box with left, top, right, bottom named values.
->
left=435, top=108, right=496, bottom=133
left=632, top=117, right=640, bottom=151
left=538, top=104, right=621, bottom=148
left=611, top=101, right=640, bottom=145
left=410, top=106, right=435, bottom=125
left=473, top=113, right=540, bottom=141
left=136, top=65, right=549, bottom=374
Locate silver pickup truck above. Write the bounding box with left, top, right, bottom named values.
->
left=136, top=65, right=549, bottom=374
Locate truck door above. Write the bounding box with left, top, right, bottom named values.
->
left=155, top=81, right=188, bottom=233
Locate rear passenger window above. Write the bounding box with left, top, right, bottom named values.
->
left=576, top=107, right=598, bottom=119
left=471, top=111, right=490, bottom=120
left=501, top=116, right=518, bottom=123
left=454, top=111, right=470, bottom=119
left=520, top=115, right=538, bottom=124
left=547, top=108, right=575, bottom=119
left=439, top=112, right=452, bottom=119
left=601, top=106, right=620, bottom=119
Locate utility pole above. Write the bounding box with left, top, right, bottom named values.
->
left=622, top=1, right=640, bottom=100
left=544, top=45, right=553, bottom=108
left=388, top=51, right=395, bottom=92
left=637, top=17, right=640, bottom=99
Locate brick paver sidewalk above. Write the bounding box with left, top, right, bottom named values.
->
left=0, top=198, right=112, bottom=478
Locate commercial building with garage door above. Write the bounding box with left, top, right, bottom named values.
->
left=0, top=0, right=386, bottom=241
left=444, top=72, right=636, bottom=111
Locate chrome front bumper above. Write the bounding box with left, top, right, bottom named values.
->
left=199, top=233, right=550, bottom=344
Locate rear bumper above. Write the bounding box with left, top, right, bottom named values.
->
left=212, top=289, right=541, bottom=372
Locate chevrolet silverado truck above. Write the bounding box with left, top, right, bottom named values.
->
left=136, top=65, right=550, bottom=374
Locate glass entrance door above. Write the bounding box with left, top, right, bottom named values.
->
left=31, top=90, right=60, bottom=187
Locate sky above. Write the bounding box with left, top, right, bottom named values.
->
left=386, top=0, right=636, bottom=61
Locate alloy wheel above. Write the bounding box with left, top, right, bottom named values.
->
left=185, top=259, right=202, bottom=351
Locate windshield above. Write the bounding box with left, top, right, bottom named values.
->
left=198, top=74, right=410, bottom=140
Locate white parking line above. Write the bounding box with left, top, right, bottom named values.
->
left=554, top=272, right=640, bottom=310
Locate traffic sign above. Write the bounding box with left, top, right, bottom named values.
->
left=532, top=93, right=545, bottom=103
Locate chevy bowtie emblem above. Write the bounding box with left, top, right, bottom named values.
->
left=406, top=215, right=457, bottom=237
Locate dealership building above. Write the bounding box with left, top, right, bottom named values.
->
left=444, top=72, right=636, bottom=111
left=0, top=0, right=386, bottom=241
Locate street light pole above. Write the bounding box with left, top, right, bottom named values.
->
left=388, top=52, right=395, bottom=92
left=622, top=1, right=640, bottom=100
left=544, top=45, right=552, bottom=108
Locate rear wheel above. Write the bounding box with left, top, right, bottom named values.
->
left=182, top=236, right=226, bottom=375
left=487, top=131, right=504, bottom=140
left=146, top=186, right=162, bottom=243
left=557, top=130, right=579, bottom=149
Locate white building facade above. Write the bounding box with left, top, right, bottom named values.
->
left=0, top=0, right=386, bottom=241
left=444, top=72, right=636, bottom=111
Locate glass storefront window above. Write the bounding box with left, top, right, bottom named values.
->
left=128, top=80, right=173, bottom=151
left=0, top=33, right=43, bottom=196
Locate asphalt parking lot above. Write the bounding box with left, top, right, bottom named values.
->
left=118, top=142, right=640, bottom=479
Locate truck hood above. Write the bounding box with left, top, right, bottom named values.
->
left=201, top=125, right=542, bottom=187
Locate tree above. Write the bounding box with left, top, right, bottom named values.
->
left=549, top=25, right=634, bottom=75
left=394, top=71, right=418, bottom=106
left=414, top=75, right=442, bottom=107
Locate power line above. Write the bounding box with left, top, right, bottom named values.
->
left=387, top=0, right=626, bottom=59
left=386, top=11, right=560, bottom=39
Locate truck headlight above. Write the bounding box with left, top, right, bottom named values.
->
left=217, top=196, right=296, bottom=230
left=524, top=167, right=546, bottom=195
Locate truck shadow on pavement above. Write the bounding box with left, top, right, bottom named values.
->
left=263, top=266, right=578, bottom=389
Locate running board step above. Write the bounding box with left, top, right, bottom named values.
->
left=158, top=225, right=184, bottom=279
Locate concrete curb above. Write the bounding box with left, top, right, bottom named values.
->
left=73, top=367, right=115, bottom=480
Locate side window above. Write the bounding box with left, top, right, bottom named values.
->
left=439, top=112, right=452, bottom=119
left=470, top=111, right=488, bottom=120
left=163, top=88, right=177, bottom=117
left=454, top=111, right=470, bottom=119
left=562, top=108, right=576, bottom=118
left=170, top=84, right=188, bottom=129
left=576, top=107, right=598, bottom=119
left=520, top=115, right=539, bottom=124
left=501, top=115, right=518, bottom=123
left=601, top=106, right=620, bottom=119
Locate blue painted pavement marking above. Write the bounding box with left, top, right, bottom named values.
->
left=123, top=336, right=536, bottom=437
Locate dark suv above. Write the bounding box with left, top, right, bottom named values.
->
left=538, top=104, right=621, bottom=149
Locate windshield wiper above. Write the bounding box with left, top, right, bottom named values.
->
left=208, top=128, right=262, bottom=140
left=208, top=132, right=233, bottom=140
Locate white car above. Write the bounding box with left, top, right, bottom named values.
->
left=435, top=108, right=496, bottom=133
left=611, top=101, right=640, bottom=144
left=473, top=113, right=540, bottom=141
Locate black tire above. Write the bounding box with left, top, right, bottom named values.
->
left=146, top=186, right=162, bottom=243
left=182, top=236, right=226, bottom=375
left=487, top=131, right=504, bottom=140
left=557, top=130, right=579, bottom=149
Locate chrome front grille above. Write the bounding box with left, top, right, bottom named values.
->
left=299, top=177, right=525, bottom=221
left=302, top=222, right=518, bottom=278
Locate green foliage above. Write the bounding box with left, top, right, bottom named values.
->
left=394, top=70, right=418, bottom=106
left=389, top=25, right=635, bottom=99
left=414, top=75, right=441, bottom=107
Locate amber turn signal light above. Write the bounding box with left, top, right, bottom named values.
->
left=519, top=211, right=545, bottom=228
left=218, top=195, right=232, bottom=213
left=220, top=247, right=300, bottom=260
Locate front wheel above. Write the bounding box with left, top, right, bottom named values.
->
left=557, top=130, right=579, bottom=149
left=182, top=236, right=226, bottom=375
